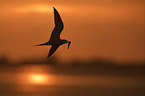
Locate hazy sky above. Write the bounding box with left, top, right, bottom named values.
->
left=0, top=0, right=144, bottom=63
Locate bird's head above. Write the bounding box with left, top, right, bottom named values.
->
left=68, top=41, right=71, bottom=49
left=61, top=39, right=71, bottom=49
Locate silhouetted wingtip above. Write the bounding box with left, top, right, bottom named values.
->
left=53, top=7, right=56, bottom=10
left=47, top=55, right=51, bottom=59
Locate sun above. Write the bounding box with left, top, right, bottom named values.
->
left=29, top=74, right=48, bottom=84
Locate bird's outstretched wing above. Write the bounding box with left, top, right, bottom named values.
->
left=49, top=7, right=64, bottom=41
left=47, top=45, right=60, bottom=58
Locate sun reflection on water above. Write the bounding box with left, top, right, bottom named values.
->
left=29, top=74, right=48, bottom=85
left=16, top=65, right=53, bottom=85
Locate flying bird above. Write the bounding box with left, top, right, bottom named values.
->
left=35, top=7, right=71, bottom=58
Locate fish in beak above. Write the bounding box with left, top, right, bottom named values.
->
left=68, top=41, right=71, bottom=49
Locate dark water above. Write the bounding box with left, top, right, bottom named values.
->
left=0, top=64, right=145, bottom=96
left=1, top=84, right=145, bottom=96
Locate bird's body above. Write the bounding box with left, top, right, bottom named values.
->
left=35, top=7, right=71, bottom=58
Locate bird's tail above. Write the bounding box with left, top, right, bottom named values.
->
left=35, top=43, right=47, bottom=46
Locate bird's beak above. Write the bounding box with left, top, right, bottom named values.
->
left=68, top=41, right=71, bottom=49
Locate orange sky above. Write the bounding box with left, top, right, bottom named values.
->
left=0, top=0, right=144, bottom=63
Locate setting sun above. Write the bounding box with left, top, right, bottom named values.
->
left=29, top=74, right=48, bottom=84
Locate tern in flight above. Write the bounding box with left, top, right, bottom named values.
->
left=35, top=7, right=71, bottom=58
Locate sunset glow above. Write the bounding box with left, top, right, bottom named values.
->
left=14, top=4, right=51, bottom=13
left=12, top=4, right=76, bottom=13
left=0, top=0, right=144, bottom=63
left=0, top=0, right=145, bottom=95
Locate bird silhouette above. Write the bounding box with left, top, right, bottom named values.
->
left=35, top=7, right=71, bottom=58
